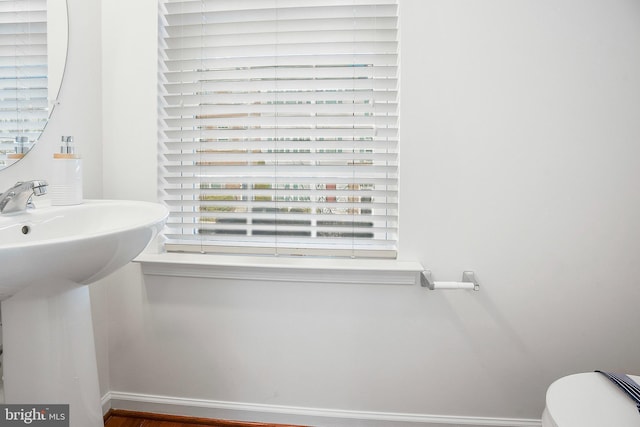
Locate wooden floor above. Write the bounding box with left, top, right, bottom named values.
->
left=104, top=410, right=304, bottom=427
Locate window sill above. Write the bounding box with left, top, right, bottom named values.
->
left=134, top=252, right=423, bottom=286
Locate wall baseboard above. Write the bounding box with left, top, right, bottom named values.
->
left=102, top=391, right=542, bottom=427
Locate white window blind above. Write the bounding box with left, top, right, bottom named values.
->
left=159, top=0, right=399, bottom=258
left=0, top=0, right=47, bottom=165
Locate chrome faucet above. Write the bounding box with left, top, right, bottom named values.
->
left=0, top=180, right=48, bottom=214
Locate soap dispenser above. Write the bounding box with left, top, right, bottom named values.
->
left=51, top=136, right=83, bottom=205
left=5, top=136, right=29, bottom=166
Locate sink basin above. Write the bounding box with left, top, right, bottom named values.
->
left=0, top=199, right=168, bottom=299
left=0, top=199, right=168, bottom=426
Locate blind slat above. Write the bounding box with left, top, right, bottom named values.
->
left=165, top=17, right=397, bottom=40
left=165, top=42, right=397, bottom=61
left=164, top=53, right=398, bottom=73
left=164, top=65, right=398, bottom=83
left=165, top=5, right=398, bottom=26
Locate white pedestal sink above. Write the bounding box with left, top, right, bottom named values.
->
left=0, top=200, right=168, bottom=427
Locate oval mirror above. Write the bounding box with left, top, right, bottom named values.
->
left=0, top=0, right=68, bottom=170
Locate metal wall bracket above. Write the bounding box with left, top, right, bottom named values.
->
left=420, top=270, right=480, bottom=291
left=461, top=271, right=480, bottom=291
left=420, top=270, right=435, bottom=289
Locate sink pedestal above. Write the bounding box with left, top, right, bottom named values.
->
left=0, top=199, right=168, bottom=426
left=1, top=281, right=103, bottom=427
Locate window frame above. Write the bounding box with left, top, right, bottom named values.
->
left=158, top=0, right=400, bottom=259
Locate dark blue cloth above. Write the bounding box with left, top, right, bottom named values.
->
left=596, top=370, right=640, bottom=414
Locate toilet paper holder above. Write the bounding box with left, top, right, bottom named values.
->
left=420, top=271, right=480, bottom=291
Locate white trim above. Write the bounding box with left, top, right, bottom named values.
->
left=101, top=391, right=112, bottom=415
left=104, top=391, right=542, bottom=427
left=135, top=252, right=423, bottom=286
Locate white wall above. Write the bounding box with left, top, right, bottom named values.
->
left=4, top=0, right=640, bottom=424
left=101, top=1, right=157, bottom=201
left=97, top=0, right=640, bottom=422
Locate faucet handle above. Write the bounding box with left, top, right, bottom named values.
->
left=11, top=179, right=47, bottom=188
left=9, top=180, right=48, bottom=195
left=31, top=180, right=48, bottom=196
left=0, top=180, right=49, bottom=214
